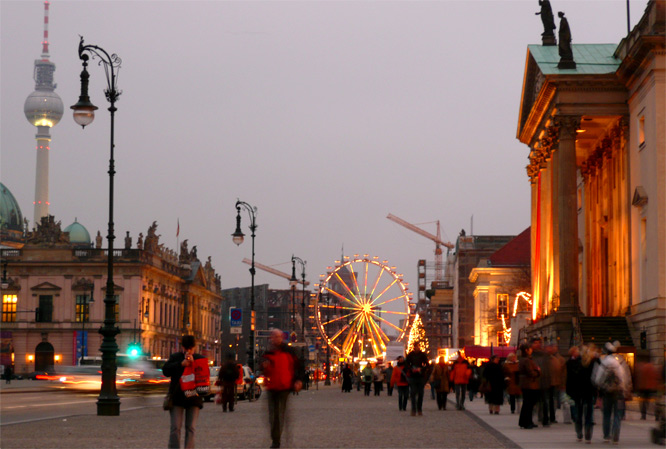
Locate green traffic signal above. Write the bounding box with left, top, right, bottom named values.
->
left=128, top=343, right=141, bottom=358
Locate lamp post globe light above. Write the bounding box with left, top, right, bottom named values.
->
left=70, top=36, right=122, bottom=416
left=232, top=200, right=257, bottom=373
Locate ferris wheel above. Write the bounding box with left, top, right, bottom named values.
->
left=314, top=255, right=413, bottom=361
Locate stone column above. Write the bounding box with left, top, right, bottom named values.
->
left=555, top=115, right=581, bottom=312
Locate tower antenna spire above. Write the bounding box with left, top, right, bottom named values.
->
left=41, top=1, right=50, bottom=59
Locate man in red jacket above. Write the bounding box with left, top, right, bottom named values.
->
left=262, top=329, right=303, bottom=449
left=451, top=353, right=472, bottom=410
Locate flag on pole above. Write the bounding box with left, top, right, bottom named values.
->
left=177, top=218, right=180, bottom=238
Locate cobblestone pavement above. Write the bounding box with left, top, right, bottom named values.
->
left=1, top=384, right=514, bottom=449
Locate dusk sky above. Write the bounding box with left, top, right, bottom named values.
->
left=1, top=0, right=648, bottom=298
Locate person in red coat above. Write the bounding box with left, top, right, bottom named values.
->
left=262, top=329, right=303, bottom=449
left=451, top=353, right=472, bottom=410
left=390, top=356, right=410, bottom=411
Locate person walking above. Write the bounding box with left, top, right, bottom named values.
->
left=372, top=363, right=384, bottom=396
left=390, top=356, right=409, bottom=411
left=451, top=354, right=472, bottom=410
left=4, top=364, right=13, bottom=384
left=341, top=363, right=353, bottom=393
left=262, top=329, right=303, bottom=449
left=384, top=362, right=394, bottom=396
left=405, top=347, right=429, bottom=416
left=429, top=356, right=451, bottom=410
left=217, top=353, right=240, bottom=412
left=566, top=345, right=597, bottom=444
left=531, top=337, right=552, bottom=427
left=635, top=358, right=659, bottom=420
left=361, top=363, right=373, bottom=396
left=518, top=343, right=541, bottom=429
left=595, top=341, right=632, bottom=444
left=163, top=335, right=208, bottom=449
left=483, top=355, right=505, bottom=414
left=546, top=343, right=565, bottom=423
left=503, top=352, right=521, bottom=414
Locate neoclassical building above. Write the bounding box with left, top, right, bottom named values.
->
left=1, top=206, right=223, bottom=374
left=517, top=0, right=664, bottom=362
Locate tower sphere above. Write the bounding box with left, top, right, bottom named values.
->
left=24, top=90, right=64, bottom=128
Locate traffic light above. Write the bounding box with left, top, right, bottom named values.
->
left=128, top=342, right=141, bottom=358
left=640, top=331, right=647, bottom=349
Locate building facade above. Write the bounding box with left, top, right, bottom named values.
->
left=1, top=215, right=223, bottom=374
left=469, top=228, right=532, bottom=347
left=517, top=0, right=665, bottom=361
left=452, top=234, right=515, bottom=347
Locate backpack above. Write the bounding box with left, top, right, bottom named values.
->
left=601, top=366, right=622, bottom=393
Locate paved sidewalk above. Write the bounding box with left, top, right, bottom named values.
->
left=1, top=383, right=662, bottom=448
left=459, top=392, right=658, bottom=449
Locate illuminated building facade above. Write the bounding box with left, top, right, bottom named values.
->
left=517, top=0, right=664, bottom=362
left=452, top=234, right=515, bottom=348
left=1, top=216, right=223, bottom=374
left=469, top=228, right=531, bottom=347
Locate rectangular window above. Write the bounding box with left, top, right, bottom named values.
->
left=37, top=295, right=53, bottom=322
left=638, top=115, right=645, bottom=147
left=497, top=293, right=509, bottom=319
left=498, top=331, right=508, bottom=347
left=2, top=295, right=17, bottom=322
left=75, top=295, right=91, bottom=323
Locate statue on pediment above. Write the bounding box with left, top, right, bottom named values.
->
left=26, top=215, right=69, bottom=247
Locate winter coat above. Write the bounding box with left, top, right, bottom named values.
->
left=390, top=363, right=409, bottom=387
left=482, top=361, right=505, bottom=405
left=429, top=362, right=451, bottom=392
left=262, top=343, right=302, bottom=391
left=518, top=355, right=540, bottom=390
left=405, top=349, right=429, bottom=378
left=372, top=366, right=384, bottom=382
left=565, top=356, right=596, bottom=400
left=163, top=351, right=207, bottom=409
left=502, top=360, right=521, bottom=396
left=451, top=359, right=472, bottom=385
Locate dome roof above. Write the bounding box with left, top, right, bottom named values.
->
left=24, top=90, right=64, bottom=127
left=64, top=219, right=91, bottom=245
left=0, top=183, right=24, bottom=232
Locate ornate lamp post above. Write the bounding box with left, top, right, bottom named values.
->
left=231, top=200, right=257, bottom=373
left=70, top=36, right=121, bottom=416
left=290, top=256, right=306, bottom=366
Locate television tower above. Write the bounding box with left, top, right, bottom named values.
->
left=24, top=1, right=63, bottom=224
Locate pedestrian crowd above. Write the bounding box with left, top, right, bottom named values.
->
left=161, top=332, right=664, bottom=449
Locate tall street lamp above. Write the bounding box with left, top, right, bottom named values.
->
left=232, top=200, right=257, bottom=373
left=71, top=36, right=122, bottom=416
left=290, top=256, right=306, bottom=365
left=80, top=284, right=95, bottom=365
left=324, top=291, right=331, bottom=385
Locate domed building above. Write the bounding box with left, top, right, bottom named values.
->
left=0, top=183, right=25, bottom=249
left=63, top=219, right=91, bottom=248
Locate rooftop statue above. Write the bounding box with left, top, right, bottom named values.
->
left=557, top=11, right=576, bottom=69
left=536, top=0, right=556, bottom=46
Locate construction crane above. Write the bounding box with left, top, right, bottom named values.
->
left=386, top=213, right=454, bottom=283
left=242, top=258, right=309, bottom=286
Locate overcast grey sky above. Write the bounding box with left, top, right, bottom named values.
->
left=1, top=0, right=648, bottom=296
